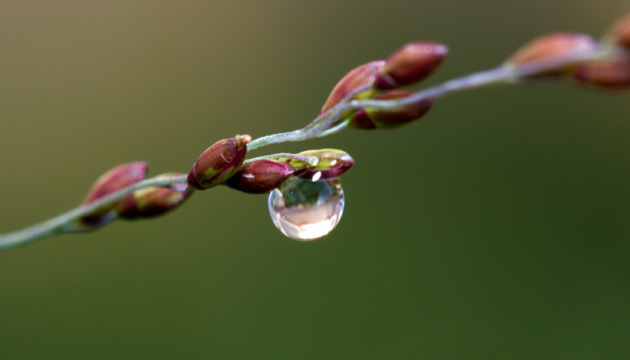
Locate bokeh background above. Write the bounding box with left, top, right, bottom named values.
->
left=1, top=1, right=629, bottom=359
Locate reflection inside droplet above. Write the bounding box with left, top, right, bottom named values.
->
left=268, top=177, right=344, bottom=241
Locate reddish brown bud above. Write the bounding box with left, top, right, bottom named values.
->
left=226, top=160, right=296, bottom=194
left=83, top=162, right=148, bottom=204
left=289, top=149, right=354, bottom=180
left=349, top=91, right=434, bottom=130
left=506, top=33, right=598, bottom=77
left=187, top=135, right=251, bottom=190
left=606, top=13, right=630, bottom=49
left=374, top=42, right=448, bottom=89
left=117, top=173, right=193, bottom=219
left=573, top=58, right=630, bottom=88
left=320, top=60, right=385, bottom=114
left=80, top=162, right=148, bottom=227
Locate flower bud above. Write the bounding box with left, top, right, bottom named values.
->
left=573, top=58, right=630, bottom=88
left=374, top=42, right=448, bottom=89
left=79, top=162, right=148, bottom=227
left=606, top=13, right=630, bottom=49
left=187, top=135, right=251, bottom=190
left=289, top=149, right=354, bottom=180
left=505, top=33, right=598, bottom=77
left=225, top=160, right=296, bottom=194
left=320, top=60, right=385, bottom=114
left=349, top=91, right=434, bottom=130
left=117, top=173, right=193, bottom=219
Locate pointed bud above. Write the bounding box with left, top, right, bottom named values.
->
left=320, top=60, right=385, bottom=114
left=287, top=149, right=354, bottom=180
left=187, top=135, right=251, bottom=190
left=505, top=33, right=598, bottom=77
left=606, top=13, right=630, bottom=49
left=573, top=58, right=630, bottom=88
left=117, top=173, right=193, bottom=219
left=349, top=91, right=434, bottom=130
left=374, top=42, right=448, bottom=89
left=79, top=162, right=148, bottom=227
left=225, top=160, right=296, bottom=194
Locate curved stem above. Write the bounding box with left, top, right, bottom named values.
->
left=246, top=84, right=372, bottom=151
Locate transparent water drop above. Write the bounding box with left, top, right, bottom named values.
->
left=268, top=177, right=345, bottom=241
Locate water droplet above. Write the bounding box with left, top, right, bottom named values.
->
left=268, top=177, right=344, bottom=241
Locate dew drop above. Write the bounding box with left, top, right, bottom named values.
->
left=268, top=177, right=345, bottom=241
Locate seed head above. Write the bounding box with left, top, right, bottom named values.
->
left=117, top=173, right=193, bottom=219
left=320, top=60, right=385, bottom=114
left=187, top=135, right=251, bottom=190
left=288, top=149, right=354, bottom=180
left=606, top=13, right=630, bottom=49
left=374, top=42, right=448, bottom=89
left=350, top=91, right=434, bottom=129
left=573, top=58, right=630, bottom=88
left=226, top=160, right=296, bottom=194
left=79, top=162, right=148, bottom=227
left=505, top=33, right=598, bottom=78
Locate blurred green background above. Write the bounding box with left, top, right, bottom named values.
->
left=1, top=1, right=630, bottom=359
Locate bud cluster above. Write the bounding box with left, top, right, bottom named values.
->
left=117, top=174, right=192, bottom=220
left=226, top=149, right=354, bottom=194
left=503, top=13, right=630, bottom=89
left=319, top=42, right=448, bottom=130
left=187, top=135, right=252, bottom=190
left=79, top=162, right=192, bottom=229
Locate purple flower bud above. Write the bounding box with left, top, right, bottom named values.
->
left=187, top=135, right=251, bottom=190
left=320, top=60, right=385, bottom=114
left=290, top=149, right=354, bottom=180
left=505, top=33, right=598, bottom=78
left=79, top=162, right=148, bottom=227
left=117, top=173, right=193, bottom=219
left=374, top=42, right=448, bottom=89
left=349, top=91, right=434, bottom=130
left=226, top=160, right=296, bottom=194
left=607, top=13, right=630, bottom=49
left=573, top=58, right=630, bottom=88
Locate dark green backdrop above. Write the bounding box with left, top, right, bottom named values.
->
left=1, top=1, right=629, bottom=359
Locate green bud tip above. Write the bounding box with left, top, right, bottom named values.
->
left=187, top=134, right=252, bottom=190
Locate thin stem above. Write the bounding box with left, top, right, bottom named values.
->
left=246, top=84, right=371, bottom=151
left=247, top=129, right=304, bottom=151
left=0, top=174, right=187, bottom=250
left=314, top=118, right=350, bottom=138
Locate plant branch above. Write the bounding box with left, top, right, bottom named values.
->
left=0, top=42, right=617, bottom=251
left=0, top=174, right=187, bottom=250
